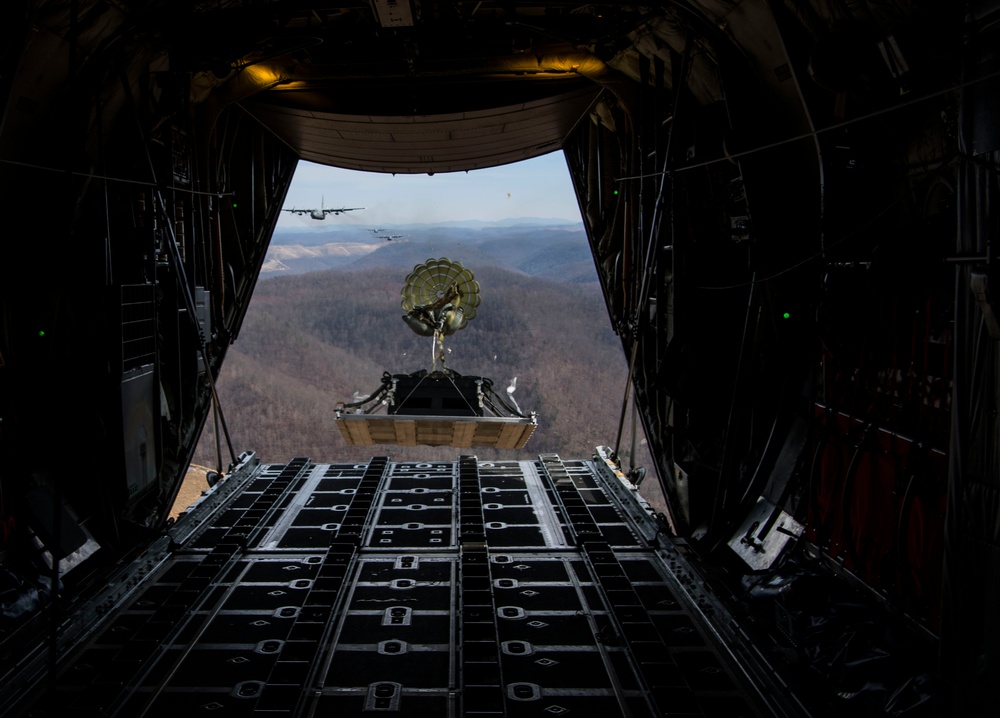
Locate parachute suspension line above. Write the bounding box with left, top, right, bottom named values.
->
left=443, top=372, right=479, bottom=415
left=395, top=372, right=431, bottom=410
left=432, top=330, right=448, bottom=371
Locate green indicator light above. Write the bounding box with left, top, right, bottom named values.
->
left=782, top=312, right=790, bottom=320
left=613, top=190, right=619, bottom=195
left=38, top=330, right=45, bottom=337
left=232, top=202, right=238, bottom=208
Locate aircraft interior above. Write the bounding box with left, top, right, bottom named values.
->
left=0, top=2, right=997, bottom=716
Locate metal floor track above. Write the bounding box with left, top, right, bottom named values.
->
left=11, top=452, right=803, bottom=718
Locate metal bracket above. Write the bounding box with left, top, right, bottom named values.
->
left=728, top=497, right=804, bottom=572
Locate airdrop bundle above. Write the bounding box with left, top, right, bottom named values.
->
left=334, top=258, right=536, bottom=449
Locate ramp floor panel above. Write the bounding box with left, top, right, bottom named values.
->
left=12, top=456, right=788, bottom=718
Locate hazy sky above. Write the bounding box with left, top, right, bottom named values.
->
left=277, top=151, right=582, bottom=228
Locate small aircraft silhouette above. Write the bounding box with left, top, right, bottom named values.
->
left=367, top=228, right=386, bottom=234
left=282, top=196, right=364, bottom=220
left=377, top=234, right=407, bottom=241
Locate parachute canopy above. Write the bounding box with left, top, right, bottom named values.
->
left=401, top=258, right=481, bottom=336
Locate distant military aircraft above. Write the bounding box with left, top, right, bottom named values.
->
left=367, top=228, right=386, bottom=233
left=377, top=234, right=407, bottom=241
left=282, top=196, right=364, bottom=220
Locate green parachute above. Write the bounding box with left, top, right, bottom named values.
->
left=400, top=258, right=481, bottom=369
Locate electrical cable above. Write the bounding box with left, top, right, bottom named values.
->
left=615, top=41, right=691, bottom=515
left=804, top=411, right=832, bottom=533
left=213, top=395, right=222, bottom=475
left=118, top=68, right=238, bottom=470
left=837, top=421, right=875, bottom=569
left=739, top=384, right=788, bottom=509
left=0, top=157, right=235, bottom=197
left=614, top=340, right=638, bottom=459
left=693, top=186, right=908, bottom=291
left=709, top=270, right=758, bottom=541
left=629, top=398, right=638, bottom=473
left=633, top=40, right=692, bottom=329
left=613, top=67, right=1000, bottom=183
left=896, top=466, right=918, bottom=603
left=812, top=416, right=847, bottom=552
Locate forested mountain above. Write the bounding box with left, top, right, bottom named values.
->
left=193, top=228, right=659, bottom=509
left=260, top=221, right=597, bottom=283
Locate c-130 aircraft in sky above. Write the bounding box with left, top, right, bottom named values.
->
left=282, top=196, right=364, bottom=220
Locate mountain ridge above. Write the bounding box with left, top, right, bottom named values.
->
left=194, top=264, right=652, bottom=472
left=261, top=222, right=597, bottom=282
left=274, top=217, right=582, bottom=237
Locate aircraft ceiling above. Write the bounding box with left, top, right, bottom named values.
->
left=15, top=1, right=955, bottom=176
left=172, top=2, right=760, bottom=173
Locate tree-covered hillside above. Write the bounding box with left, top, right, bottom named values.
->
left=194, top=264, right=653, bottom=471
